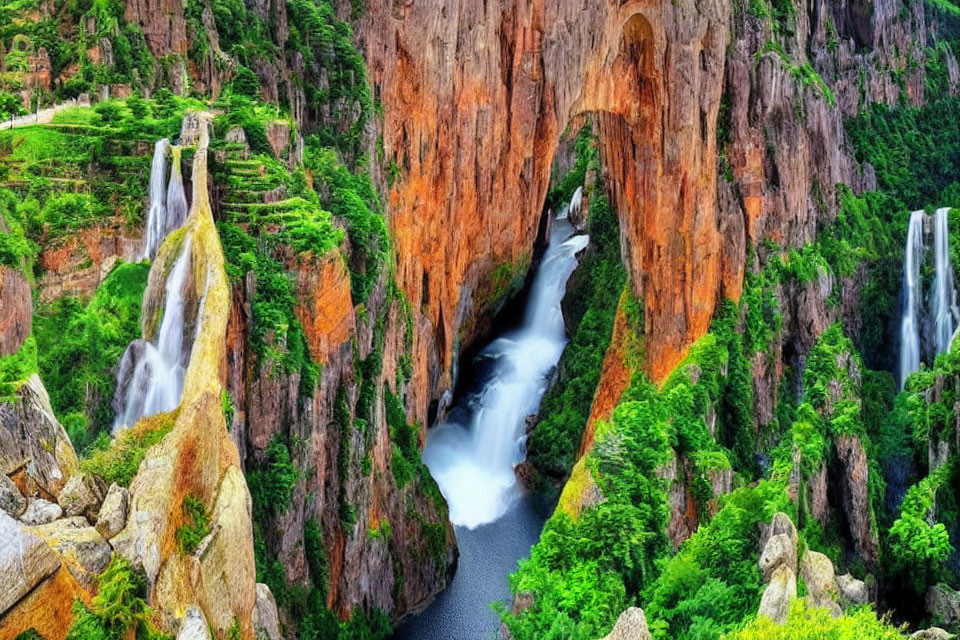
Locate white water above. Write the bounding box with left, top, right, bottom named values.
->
left=423, top=207, right=589, bottom=529
left=165, top=148, right=188, bottom=236
left=113, top=237, right=193, bottom=432
left=142, top=139, right=170, bottom=260
left=899, top=210, right=925, bottom=389
left=932, top=207, right=958, bottom=356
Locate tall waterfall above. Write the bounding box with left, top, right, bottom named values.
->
left=899, top=210, right=924, bottom=389
left=113, top=237, right=194, bottom=432
left=932, top=207, right=958, bottom=355
left=142, top=139, right=170, bottom=260
left=142, top=140, right=188, bottom=260
left=423, top=199, right=589, bottom=529
left=898, top=207, right=959, bottom=389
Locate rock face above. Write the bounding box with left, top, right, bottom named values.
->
left=0, top=374, right=79, bottom=498
left=30, top=516, right=113, bottom=590
left=57, top=472, right=106, bottom=520
left=758, top=564, right=798, bottom=624
left=95, top=483, right=129, bottom=540
left=0, top=267, right=31, bottom=357
left=800, top=550, right=842, bottom=617
left=598, top=607, right=653, bottom=640
left=927, top=584, right=960, bottom=627
left=0, top=472, right=26, bottom=516
left=252, top=583, right=282, bottom=640
left=0, top=511, right=61, bottom=617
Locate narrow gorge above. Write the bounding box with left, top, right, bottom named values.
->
left=2, top=1, right=960, bottom=640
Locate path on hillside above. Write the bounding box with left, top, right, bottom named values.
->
left=0, top=98, right=89, bottom=130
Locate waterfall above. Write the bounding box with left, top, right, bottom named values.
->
left=899, top=210, right=925, bottom=389
left=113, top=237, right=194, bottom=432
left=932, top=207, right=958, bottom=356
left=142, top=139, right=169, bottom=260
left=142, top=140, right=188, bottom=260
left=423, top=193, right=589, bottom=529
left=165, top=147, right=188, bottom=234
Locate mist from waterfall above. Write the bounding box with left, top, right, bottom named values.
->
left=899, top=207, right=959, bottom=389
left=142, top=139, right=188, bottom=260
left=113, top=237, right=194, bottom=432
left=422, top=204, right=589, bottom=529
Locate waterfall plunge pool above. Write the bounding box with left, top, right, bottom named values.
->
left=393, top=210, right=588, bottom=639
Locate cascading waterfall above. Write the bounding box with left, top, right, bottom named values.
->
left=898, top=207, right=959, bottom=389
left=423, top=203, right=589, bottom=529
left=165, top=146, right=188, bottom=235
left=932, top=207, right=958, bottom=355
left=899, top=210, right=924, bottom=389
left=142, top=139, right=170, bottom=260
left=113, top=237, right=194, bottom=432
left=142, top=140, right=188, bottom=260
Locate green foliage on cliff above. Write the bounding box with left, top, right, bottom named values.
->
left=176, top=495, right=212, bottom=555
left=65, top=555, right=171, bottom=640
left=34, top=261, right=149, bottom=449
left=79, top=411, right=175, bottom=486
left=247, top=435, right=299, bottom=521
left=644, top=482, right=789, bottom=640
left=0, top=335, right=38, bottom=401
left=847, top=95, right=960, bottom=210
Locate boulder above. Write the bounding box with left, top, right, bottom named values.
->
left=836, top=572, right=870, bottom=605
left=0, top=511, right=61, bottom=616
left=760, top=512, right=798, bottom=552
left=927, top=584, right=960, bottom=627
left=177, top=605, right=212, bottom=640
left=758, top=564, right=797, bottom=624
left=30, top=516, right=112, bottom=589
left=253, top=583, right=282, bottom=640
left=800, top=550, right=840, bottom=610
left=57, top=472, right=107, bottom=519
left=911, top=629, right=952, bottom=640
left=0, top=472, right=26, bottom=516
left=95, top=483, right=129, bottom=539
left=759, top=533, right=797, bottom=581
left=0, top=374, right=79, bottom=497
left=598, top=607, right=652, bottom=640
left=20, top=497, right=63, bottom=525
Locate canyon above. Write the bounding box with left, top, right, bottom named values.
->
left=1, top=0, right=960, bottom=639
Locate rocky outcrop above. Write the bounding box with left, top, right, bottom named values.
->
left=0, top=511, right=61, bottom=617
left=21, top=498, right=63, bottom=525
left=30, top=516, right=113, bottom=590
left=836, top=572, right=870, bottom=605
left=800, top=550, right=842, bottom=617
left=57, top=472, right=106, bottom=520
left=0, top=472, right=26, bottom=516
left=835, top=434, right=878, bottom=567
left=757, top=512, right=799, bottom=624
left=252, top=583, right=282, bottom=640
left=0, top=374, right=79, bottom=498
left=597, top=607, right=652, bottom=640
left=95, top=483, right=129, bottom=540
left=927, top=584, right=960, bottom=628
left=36, top=222, right=142, bottom=303
left=759, top=564, right=798, bottom=624
left=0, top=267, right=31, bottom=357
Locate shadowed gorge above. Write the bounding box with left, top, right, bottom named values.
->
left=2, top=0, right=960, bottom=639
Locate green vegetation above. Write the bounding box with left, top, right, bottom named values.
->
left=176, top=495, right=212, bottom=555
left=34, top=261, right=150, bottom=450
left=0, top=335, right=38, bottom=401
left=80, top=411, right=176, bottom=487
left=65, top=555, right=170, bottom=640
left=726, top=600, right=905, bottom=639
left=247, top=435, right=299, bottom=522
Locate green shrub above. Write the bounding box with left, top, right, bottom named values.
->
left=246, top=435, right=298, bottom=521
left=65, top=555, right=170, bottom=640
left=79, top=411, right=176, bottom=486
left=176, top=495, right=211, bottom=555
left=0, top=335, right=38, bottom=401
